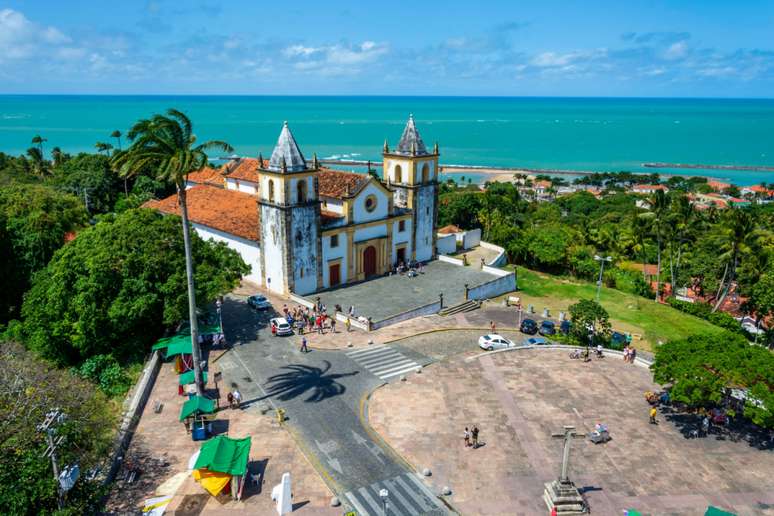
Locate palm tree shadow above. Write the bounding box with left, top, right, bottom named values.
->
left=263, top=361, right=358, bottom=403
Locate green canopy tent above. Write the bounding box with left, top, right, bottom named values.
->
left=192, top=435, right=252, bottom=500
left=179, top=370, right=208, bottom=386
left=705, top=507, right=736, bottom=516
left=179, top=395, right=215, bottom=422
left=151, top=334, right=193, bottom=358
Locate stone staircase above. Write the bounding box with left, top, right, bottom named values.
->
left=438, top=299, right=481, bottom=317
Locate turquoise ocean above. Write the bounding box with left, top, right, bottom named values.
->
left=1, top=96, right=774, bottom=185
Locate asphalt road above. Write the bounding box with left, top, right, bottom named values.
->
left=216, top=296, right=448, bottom=516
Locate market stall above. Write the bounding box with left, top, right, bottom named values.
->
left=179, top=395, right=216, bottom=441
left=191, top=435, right=252, bottom=500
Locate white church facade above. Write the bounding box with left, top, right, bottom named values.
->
left=146, top=116, right=440, bottom=296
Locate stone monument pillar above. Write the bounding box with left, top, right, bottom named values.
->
left=543, top=426, right=587, bottom=514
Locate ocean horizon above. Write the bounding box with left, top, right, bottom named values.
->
left=2, top=95, right=774, bottom=185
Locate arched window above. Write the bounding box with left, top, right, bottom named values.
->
left=297, top=179, right=307, bottom=204
left=421, top=163, right=430, bottom=183
left=394, top=164, right=403, bottom=183
left=268, top=179, right=275, bottom=202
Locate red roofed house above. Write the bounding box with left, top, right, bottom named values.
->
left=707, top=180, right=731, bottom=192
left=146, top=116, right=440, bottom=295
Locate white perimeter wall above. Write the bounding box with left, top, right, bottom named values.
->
left=192, top=223, right=261, bottom=284
left=225, top=178, right=258, bottom=195
left=436, top=233, right=456, bottom=255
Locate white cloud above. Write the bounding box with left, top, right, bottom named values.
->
left=281, top=40, right=388, bottom=74
left=0, top=9, right=70, bottom=61
left=664, top=40, right=688, bottom=60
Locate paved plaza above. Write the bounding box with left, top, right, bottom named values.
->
left=369, top=344, right=774, bottom=515
left=311, top=260, right=500, bottom=323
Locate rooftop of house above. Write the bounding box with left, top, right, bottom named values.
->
left=224, top=158, right=265, bottom=183
left=186, top=165, right=226, bottom=187
left=318, top=169, right=369, bottom=199
left=632, top=184, right=667, bottom=191
left=143, top=184, right=259, bottom=241
left=438, top=224, right=463, bottom=235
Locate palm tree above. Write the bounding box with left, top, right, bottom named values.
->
left=640, top=189, right=671, bottom=301
left=51, top=146, right=65, bottom=168
left=111, top=130, right=122, bottom=151
left=712, top=208, right=755, bottom=312
left=95, top=141, right=113, bottom=156
left=25, top=147, right=49, bottom=176
left=31, top=134, right=47, bottom=156
left=111, top=109, right=232, bottom=396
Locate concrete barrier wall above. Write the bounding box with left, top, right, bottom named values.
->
left=436, top=233, right=457, bottom=255
left=289, top=293, right=315, bottom=309
left=482, top=264, right=511, bottom=277
left=371, top=300, right=442, bottom=330
left=480, top=240, right=507, bottom=267
left=104, top=349, right=162, bottom=486
left=438, top=254, right=464, bottom=266
left=335, top=311, right=370, bottom=331
left=473, top=343, right=654, bottom=369
left=459, top=228, right=481, bottom=249
left=468, top=272, right=517, bottom=301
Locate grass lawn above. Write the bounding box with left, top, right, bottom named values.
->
left=505, top=266, right=722, bottom=351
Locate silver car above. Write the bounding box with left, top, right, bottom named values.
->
left=478, top=334, right=515, bottom=351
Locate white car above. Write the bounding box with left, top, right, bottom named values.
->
left=270, top=317, right=293, bottom=336
left=478, top=334, right=515, bottom=351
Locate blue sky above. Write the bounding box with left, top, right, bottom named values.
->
left=1, top=0, right=773, bottom=96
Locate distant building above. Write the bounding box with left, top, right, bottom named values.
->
left=631, top=184, right=669, bottom=194
left=146, top=116, right=439, bottom=296
left=707, top=180, right=731, bottom=192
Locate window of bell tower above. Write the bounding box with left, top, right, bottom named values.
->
left=394, top=164, right=403, bottom=183
left=297, top=179, right=306, bottom=204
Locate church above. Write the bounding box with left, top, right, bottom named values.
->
left=145, top=116, right=440, bottom=296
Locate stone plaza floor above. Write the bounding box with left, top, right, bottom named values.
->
left=369, top=345, right=774, bottom=515
left=311, top=260, right=500, bottom=323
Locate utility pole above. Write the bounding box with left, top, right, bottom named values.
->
left=594, top=255, right=612, bottom=303
left=38, top=409, right=66, bottom=509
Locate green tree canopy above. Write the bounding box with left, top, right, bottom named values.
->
left=568, top=299, right=611, bottom=346
left=21, top=208, right=248, bottom=365
left=51, top=153, right=123, bottom=214
left=652, top=332, right=774, bottom=428
left=0, top=185, right=88, bottom=323
left=0, top=341, right=116, bottom=514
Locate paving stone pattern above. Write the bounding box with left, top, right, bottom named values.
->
left=369, top=347, right=774, bottom=515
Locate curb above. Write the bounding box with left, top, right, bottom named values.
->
left=467, top=344, right=654, bottom=368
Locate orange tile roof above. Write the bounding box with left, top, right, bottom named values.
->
left=438, top=224, right=463, bottom=234
left=708, top=180, right=731, bottom=191
left=187, top=165, right=226, bottom=187
left=143, top=185, right=259, bottom=241
left=320, top=209, right=345, bottom=225
left=223, top=158, right=263, bottom=183
left=632, top=184, right=667, bottom=191
left=318, top=169, right=368, bottom=199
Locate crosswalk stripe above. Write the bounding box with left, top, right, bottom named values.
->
left=343, top=473, right=445, bottom=515
left=347, top=345, right=423, bottom=381
left=346, top=345, right=387, bottom=357
left=370, top=360, right=417, bottom=376
left=395, top=474, right=433, bottom=511
left=344, top=491, right=370, bottom=515
left=360, top=353, right=408, bottom=368
left=380, top=365, right=421, bottom=379
left=358, top=351, right=403, bottom=366
left=358, top=486, right=382, bottom=513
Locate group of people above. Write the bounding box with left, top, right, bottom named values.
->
left=623, top=345, right=637, bottom=363
left=393, top=260, right=424, bottom=278
left=283, top=303, right=351, bottom=335
left=463, top=425, right=481, bottom=449
left=227, top=388, right=242, bottom=409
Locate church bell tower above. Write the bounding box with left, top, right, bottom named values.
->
left=382, top=114, right=439, bottom=262
left=258, top=122, right=322, bottom=295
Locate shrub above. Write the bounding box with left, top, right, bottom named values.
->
left=76, top=354, right=131, bottom=397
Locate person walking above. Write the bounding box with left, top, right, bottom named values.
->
left=464, top=427, right=471, bottom=448
left=649, top=406, right=657, bottom=424
left=471, top=426, right=479, bottom=448
left=489, top=321, right=496, bottom=333
left=630, top=347, right=637, bottom=364
left=232, top=389, right=242, bottom=409
left=300, top=336, right=309, bottom=353
left=330, top=318, right=337, bottom=333
left=345, top=317, right=351, bottom=332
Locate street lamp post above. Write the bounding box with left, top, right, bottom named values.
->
left=594, top=255, right=612, bottom=303
left=379, top=488, right=389, bottom=516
